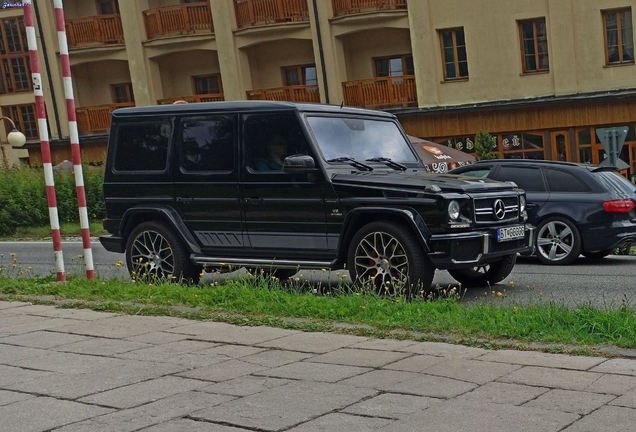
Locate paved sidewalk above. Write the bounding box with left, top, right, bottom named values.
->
left=1, top=301, right=636, bottom=431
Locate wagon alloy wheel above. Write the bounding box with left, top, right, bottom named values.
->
left=125, top=221, right=201, bottom=284
left=348, top=221, right=434, bottom=297
left=447, top=254, right=517, bottom=288
left=535, top=217, right=581, bottom=265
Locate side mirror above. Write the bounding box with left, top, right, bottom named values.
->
left=283, top=154, right=318, bottom=172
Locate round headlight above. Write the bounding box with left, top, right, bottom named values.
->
left=448, top=200, right=460, bottom=221
left=520, top=195, right=526, bottom=213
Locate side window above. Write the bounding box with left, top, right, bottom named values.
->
left=544, top=168, right=589, bottom=192
left=457, top=168, right=491, bottom=178
left=496, top=166, right=546, bottom=191
left=179, top=116, right=234, bottom=172
left=114, top=122, right=170, bottom=172
left=244, top=114, right=309, bottom=172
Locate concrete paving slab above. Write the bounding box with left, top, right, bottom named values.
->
left=240, top=348, right=313, bottom=368
left=498, top=366, right=603, bottom=391
left=53, top=337, right=152, bottom=356
left=561, top=405, right=636, bottom=431
left=124, top=331, right=193, bottom=345
left=304, top=348, right=411, bottom=368
left=0, top=330, right=90, bottom=349
left=583, top=373, right=636, bottom=395
left=254, top=360, right=371, bottom=382
left=55, top=391, right=235, bottom=432
left=340, top=369, right=424, bottom=389
left=256, top=332, right=368, bottom=353
left=177, top=358, right=268, bottom=382
left=0, top=301, right=31, bottom=309
left=190, top=381, right=376, bottom=431
left=199, top=344, right=266, bottom=359
left=116, top=340, right=230, bottom=367
left=165, top=321, right=299, bottom=345
left=286, top=412, right=393, bottom=431
left=0, top=343, right=53, bottom=363
left=0, top=389, right=35, bottom=406
left=383, top=373, right=479, bottom=398
left=0, top=317, right=81, bottom=336
left=2, top=305, right=115, bottom=320
left=0, top=396, right=112, bottom=432
left=342, top=392, right=442, bottom=419
left=477, top=349, right=607, bottom=370
left=403, top=341, right=487, bottom=358
left=590, top=358, right=636, bottom=376
left=523, top=388, right=616, bottom=415
left=350, top=338, right=419, bottom=351
left=421, top=358, right=522, bottom=385
left=383, top=354, right=447, bottom=372
left=5, top=350, right=126, bottom=374
left=141, top=419, right=250, bottom=431
left=457, top=381, right=549, bottom=405
left=54, top=315, right=192, bottom=339
left=0, top=364, right=56, bottom=387
left=609, top=388, right=636, bottom=408
left=200, top=375, right=292, bottom=397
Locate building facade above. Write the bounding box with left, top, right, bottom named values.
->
left=0, top=0, right=634, bottom=176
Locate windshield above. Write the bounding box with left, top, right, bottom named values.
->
left=595, top=170, right=636, bottom=194
left=306, top=116, right=419, bottom=163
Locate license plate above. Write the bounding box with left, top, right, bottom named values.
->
left=497, top=225, right=525, bottom=242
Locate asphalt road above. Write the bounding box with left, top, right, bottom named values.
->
left=1, top=241, right=635, bottom=309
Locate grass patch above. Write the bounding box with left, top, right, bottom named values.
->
left=1, top=267, right=636, bottom=352
left=1, top=222, right=107, bottom=240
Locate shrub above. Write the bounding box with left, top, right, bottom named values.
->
left=474, top=130, right=499, bottom=160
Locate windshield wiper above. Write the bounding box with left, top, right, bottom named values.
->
left=365, top=157, right=407, bottom=171
left=327, top=157, right=373, bottom=171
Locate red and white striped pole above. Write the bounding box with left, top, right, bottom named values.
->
left=24, top=3, right=65, bottom=282
left=53, top=0, right=95, bottom=280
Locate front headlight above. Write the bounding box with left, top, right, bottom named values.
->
left=448, top=200, right=460, bottom=221
left=520, top=195, right=526, bottom=213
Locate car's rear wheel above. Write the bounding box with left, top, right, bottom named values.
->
left=447, top=254, right=517, bottom=287
left=535, top=217, right=581, bottom=265
left=347, top=221, right=434, bottom=297
left=583, top=249, right=613, bottom=260
left=126, top=221, right=201, bottom=284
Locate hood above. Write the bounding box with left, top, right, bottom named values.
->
left=331, top=170, right=516, bottom=193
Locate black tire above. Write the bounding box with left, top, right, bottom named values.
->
left=447, top=254, right=517, bottom=287
left=125, top=221, right=201, bottom=284
left=535, top=217, right=581, bottom=265
left=347, top=221, right=434, bottom=297
left=583, top=249, right=613, bottom=260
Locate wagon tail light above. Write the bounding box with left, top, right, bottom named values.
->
left=603, top=200, right=636, bottom=213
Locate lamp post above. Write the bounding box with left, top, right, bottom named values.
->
left=0, top=116, right=27, bottom=165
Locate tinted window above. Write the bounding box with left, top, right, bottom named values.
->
left=114, top=122, right=170, bottom=172
left=595, top=170, right=636, bottom=194
left=180, top=116, right=234, bottom=172
left=496, top=166, right=546, bottom=191
left=544, top=168, right=589, bottom=192
left=457, top=168, right=491, bottom=178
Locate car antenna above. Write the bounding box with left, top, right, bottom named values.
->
left=340, top=101, right=344, bottom=109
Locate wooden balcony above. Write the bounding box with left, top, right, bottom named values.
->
left=342, top=76, right=417, bottom=110
left=143, top=2, right=214, bottom=40
left=332, top=0, right=407, bottom=17
left=157, top=94, right=225, bottom=105
left=247, top=85, right=320, bottom=103
left=66, top=15, right=124, bottom=47
left=76, top=103, right=134, bottom=135
left=234, top=0, right=309, bottom=28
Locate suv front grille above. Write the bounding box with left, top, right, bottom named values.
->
left=474, top=196, right=519, bottom=224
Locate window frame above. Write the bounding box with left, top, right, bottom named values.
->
left=0, top=16, right=31, bottom=94
left=2, top=103, right=38, bottom=140
left=110, top=82, right=134, bottom=103
left=373, top=55, right=414, bottom=78
left=282, top=64, right=318, bottom=86
left=191, top=74, right=222, bottom=96
left=438, top=27, right=469, bottom=81
left=95, top=0, right=119, bottom=15
left=602, top=7, right=634, bottom=66
left=518, top=18, right=550, bottom=74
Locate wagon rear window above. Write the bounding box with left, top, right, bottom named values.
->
left=114, top=122, right=171, bottom=172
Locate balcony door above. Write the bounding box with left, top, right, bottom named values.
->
left=96, top=0, right=119, bottom=14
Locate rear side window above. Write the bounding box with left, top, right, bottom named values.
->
left=114, top=122, right=171, bottom=172
left=496, top=166, right=546, bottom=191
left=544, top=168, right=589, bottom=192
left=595, top=170, right=636, bottom=194
left=179, top=116, right=234, bottom=172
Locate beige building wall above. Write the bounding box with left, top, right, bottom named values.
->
left=72, top=61, right=132, bottom=106
left=157, top=50, right=221, bottom=98
left=245, top=39, right=315, bottom=90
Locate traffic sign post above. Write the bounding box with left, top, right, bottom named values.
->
left=596, top=126, right=629, bottom=169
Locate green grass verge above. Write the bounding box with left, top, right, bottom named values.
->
left=1, top=272, right=635, bottom=353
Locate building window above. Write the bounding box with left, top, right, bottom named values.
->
left=439, top=28, right=468, bottom=80
left=519, top=19, right=549, bottom=73
left=193, top=74, right=221, bottom=95
left=111, top=83, right=134, bottom=103
left=501, top=132, right=545, bottom=160
left=374, top=55, right=414, bottom=77
left=603, top=8, right=634, bottom=65
left=96, top=0, right=119, bottom=15
left=2, top=104, right=38, bottom=140
left=0, top=16, right=31, bottom=94
left=283, top=65, right=317, bottom=86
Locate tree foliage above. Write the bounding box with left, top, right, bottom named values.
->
left=474, top=130, right=499, bottom=160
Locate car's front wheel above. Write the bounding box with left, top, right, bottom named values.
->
left=347, top=221, right=434, bottom=297
left=447, top=254, right=517, bottom=287
left=126, top=221, right=201, bottom=284
left=535, top=217, right=581, bottom=265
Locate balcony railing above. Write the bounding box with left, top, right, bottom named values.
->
left=247, top=85, right=320, bottom=103
left=76, top=103, right=134, bottom=134
left=332, top=0, right=407, bottom=16
left=157, top=94, right=225, bottom=105
left=342, top=76, right=417, bottom=109
left=66, top=15, right=124, bottom=47
left=234, top=0, right=309, bottom=28
left=143, top=3, right=214, bottom=39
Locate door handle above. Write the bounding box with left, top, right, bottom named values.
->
left=245, top=198, right=263, bottom=204
left=176, top=197, right=194, bottom=204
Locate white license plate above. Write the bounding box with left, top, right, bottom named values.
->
left=497, top=225, right=525, bottom=242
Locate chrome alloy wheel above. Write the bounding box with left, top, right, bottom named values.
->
left=536, top=220, right=575, bottom=262
left=130, top=230, right=175, bottom=278
left=353, top=230, right=409, bottom=291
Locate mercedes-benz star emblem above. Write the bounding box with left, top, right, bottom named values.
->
left=493, top=199, right=506, bottom=220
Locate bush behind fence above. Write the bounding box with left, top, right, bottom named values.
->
left=0, top=165, right=105, bottom=236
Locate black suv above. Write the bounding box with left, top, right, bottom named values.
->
left=99, top=101, right=534, bottom=292
left=451, top=159, right=636, bottom=265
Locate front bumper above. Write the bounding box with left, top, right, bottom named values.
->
left=428, top=224, right=535, bottom=270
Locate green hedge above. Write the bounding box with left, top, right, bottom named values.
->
left=0, top=165, right=105, bottom=236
